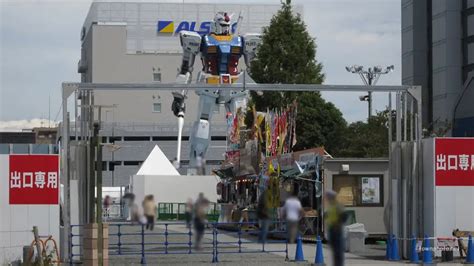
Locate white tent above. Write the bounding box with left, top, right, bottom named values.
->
left=131, top=145, right=219, bottom=204
left=136, top=145, right=180, bottom=176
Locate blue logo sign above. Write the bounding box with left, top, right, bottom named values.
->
left=157, top=20, right=238, bottom=35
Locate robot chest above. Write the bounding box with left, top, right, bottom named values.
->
left=204, top=43, right=241, bottom=57
left=202, top=44, right=241, bottom=74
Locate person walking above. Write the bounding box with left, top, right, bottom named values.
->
left=325, top=190, right=346, bottom=266
left=103, top=195, right=112, bottom=219
left=282, top=192, right=303, bottom=243
left=185, top=198, right=193, bottom=229
left=124, top=193, right=141, bottom=223
left=257, top=190, right=270, bottom=243
left=193, top=193, right=209, bottom=250
left=142, top=195, right=157, bottom=231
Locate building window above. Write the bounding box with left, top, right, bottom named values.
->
left=333, top=175, right=383, bottom=207
left=153, top=103, right=162, bottom=113
left=153, top=72, right=161, bottom=82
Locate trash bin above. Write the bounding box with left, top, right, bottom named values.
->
left=344, top=223, right=367, bottom=253
left=441, top=250, right=453, bottom=262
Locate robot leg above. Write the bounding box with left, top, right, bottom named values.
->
left=223, top=90, right=248, bottom=117
left=188, top=90, right=218, bottom=175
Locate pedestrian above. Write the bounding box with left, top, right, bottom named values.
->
left=125, top=193, right=141, bottom=223
left=103, top=195, right=112, bottom=219
left=185, top=198, right=193, bottom=228
left=257, top=190, right=270, bottom=243
left=194, top=193, right=209, bottom=250
left=282, top=191, right=303, bottom=243
left=325, top=189, right=346, bottom=266
left=142, top=195, right=157, bottom=230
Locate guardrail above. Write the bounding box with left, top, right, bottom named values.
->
left=69, top=220, right=288, bottom=264
left=213, top=221, right=289, bottom=263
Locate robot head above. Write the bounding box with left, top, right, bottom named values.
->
left=212, top=12, right=231, bottom=35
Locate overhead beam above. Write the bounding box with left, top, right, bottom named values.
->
left=62, top=82, right=413, bottom=93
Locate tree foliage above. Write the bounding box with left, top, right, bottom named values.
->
left=248, top=3, right=347, bottom=154
left=337, top=111, right=390, bottom=158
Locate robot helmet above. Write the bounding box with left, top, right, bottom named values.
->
left=212, top=12, right=231, bottom=35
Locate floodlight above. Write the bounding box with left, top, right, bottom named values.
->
left=359, top=95, right=369, bottom=101
left=346, top=64, right=394, bottom=119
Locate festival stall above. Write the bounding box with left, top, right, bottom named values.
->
left=215, top=103, right=327, bottom=235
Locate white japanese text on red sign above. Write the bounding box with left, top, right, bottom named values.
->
left=10, top=171, right=58, bottom=189
left=436, top=154, right=474, bottom=171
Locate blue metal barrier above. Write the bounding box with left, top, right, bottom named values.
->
left=212, top=221, right=289, bottom=262
left=69, top=220, right=288, bottom=264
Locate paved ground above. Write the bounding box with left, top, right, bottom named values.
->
left=101, top=223, right=465, bottom=265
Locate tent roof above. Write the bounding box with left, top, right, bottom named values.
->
left=136, top=145, right=180, bottom=176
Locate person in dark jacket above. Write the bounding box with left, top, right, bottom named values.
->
left=194, top=193, right=209, bottom=250
left=257, top=190, right=270, bottom=243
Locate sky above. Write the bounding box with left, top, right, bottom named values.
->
left=0, top=0, right=401, bottom=128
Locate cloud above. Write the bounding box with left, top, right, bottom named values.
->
left=298, top=0, right=401, bottom=122
left=0, top=119, right=58, bottom=132
left=1, top=0, right=401, bottom=123
left=0, top=0, right=91, bottom=121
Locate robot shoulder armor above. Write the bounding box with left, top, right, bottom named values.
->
left=179, top=31, right=202, bottom=52
left=242, top=33, right=262, bottom=55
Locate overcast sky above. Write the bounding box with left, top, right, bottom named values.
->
left=0, top=0, right=401, bottom=126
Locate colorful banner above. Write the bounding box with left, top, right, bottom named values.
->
left=263, top=102, right=297, bottom=157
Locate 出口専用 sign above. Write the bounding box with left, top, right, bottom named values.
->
left=435, top=138, right=474, bottom=186
left=9, top=155, right=59, bottom=204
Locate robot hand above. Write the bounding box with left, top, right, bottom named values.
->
left=176, top=72, right=192, bottom=84
left=171, top=91, right=186, bottom=117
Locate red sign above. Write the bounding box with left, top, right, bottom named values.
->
left=9, top=155, right=59, bottom=204
left=435, top=138, right=474, bottom=186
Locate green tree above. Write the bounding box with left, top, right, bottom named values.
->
left=338, top=111, right=390, bottom=157
left=248, top=2, right=347, bottom=154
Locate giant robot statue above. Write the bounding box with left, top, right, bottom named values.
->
left=171, top=12, right=261, bottom=174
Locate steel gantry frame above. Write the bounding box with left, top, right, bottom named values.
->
left=60, top=79, right=422, bottom=260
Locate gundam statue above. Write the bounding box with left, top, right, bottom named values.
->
left=172, top=12, right=261, bottom=174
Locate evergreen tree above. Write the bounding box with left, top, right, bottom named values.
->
left=248, top=2, right=347, bottom=154
left=338, top=111, right=391, bottom=158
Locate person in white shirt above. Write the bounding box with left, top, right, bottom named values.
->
left=282, top=192, right=303, bottom=243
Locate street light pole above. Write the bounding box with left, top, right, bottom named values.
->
left=368, top=74, right=373, bottom=118
left=345, top=65, right=394, bottom=119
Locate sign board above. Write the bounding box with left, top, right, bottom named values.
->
left=435, top=138, right=474, bottom=186
left=9, top=155, right=59, bottom=204
left=436, top=237, right=459, bottom=252
left=0, top=154, right=60, bottom=264
left=361, top=177, right=380, bottom=204
left=431, top=137, right=474, bottom=256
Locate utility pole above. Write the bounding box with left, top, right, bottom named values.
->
left=79, top=103, right=115, bottom=266
left=345, top=65, right=394, bottom=119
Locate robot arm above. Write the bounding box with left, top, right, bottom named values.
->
left=176, top=30, right=202, bottom=84
left=173, top=30, right=202, bottom=117
left=243, top=33, right=262, bottom=69
left=172, top=31, right=202, bottom=169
